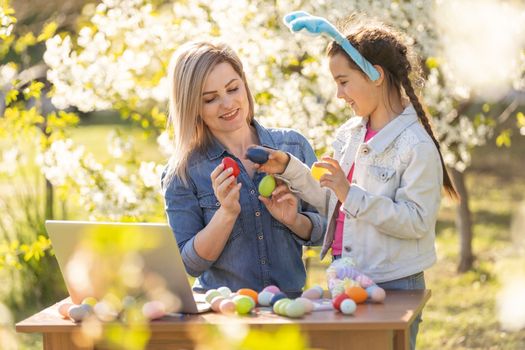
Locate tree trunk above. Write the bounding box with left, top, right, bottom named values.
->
left=450, top=168, right=474, bottom=272
left=45, top=178, right=54, bottom=220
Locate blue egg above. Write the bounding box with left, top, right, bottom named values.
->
left=269, top=292, right=287, bottom=306
left=246, top=147, right=269, bottom=164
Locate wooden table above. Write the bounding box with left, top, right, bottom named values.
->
left=16, top=289, right=430, bottom=350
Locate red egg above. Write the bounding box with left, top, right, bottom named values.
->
left=332, top=293, right=350, bottom=311
left=222, top=157, right=240, bottom=177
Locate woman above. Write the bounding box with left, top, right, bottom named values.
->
left=161, top=41, right=324, bottom=296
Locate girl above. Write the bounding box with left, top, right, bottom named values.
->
left=161, top=41, right=324, bottom=296
left=258, top=18, right=457, bottom=349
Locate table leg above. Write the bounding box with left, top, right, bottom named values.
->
left=394, top=329, right=409, bottom=350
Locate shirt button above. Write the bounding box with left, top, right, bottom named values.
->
left=215, top=202, right=220, bottom=207
left=344, top=245, right=352, bottom=252
left=250, top=189, right=256, bottom=195
left=258, top=234, right=264, bottom=240
left=261, top=258, right=266, bottom=265
left=255, top=211, right=261, bottom=217
left=362, top=146, right=369, bottom=155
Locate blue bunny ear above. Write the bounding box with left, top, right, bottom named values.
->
left=283, top=10, right=311, bottom=26
left=282, top=11, right=380, bottom=81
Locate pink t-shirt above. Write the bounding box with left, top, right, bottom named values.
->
left=331, top=125, right=379, bottom=256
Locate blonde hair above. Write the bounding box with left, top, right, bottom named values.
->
left=165, top=41, right=255, bottom=186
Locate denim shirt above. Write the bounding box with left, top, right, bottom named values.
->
left=161, top=120, right=325, bottom=295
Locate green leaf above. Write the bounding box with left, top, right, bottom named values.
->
left=516, top=112, right=525, bottom=128
left=37, top=21, right=58, bottom=42
left=495, top=129, right=512, bottom=148
left=5, top=89, right=18, bottom=105
left=23, top=81, right=45, bottom=100
left=482, top=103, right=490, bottom=113
left=426, top=57, right=440, bottom=69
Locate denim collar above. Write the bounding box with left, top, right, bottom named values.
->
left=205, top=119, right=277, bottom=160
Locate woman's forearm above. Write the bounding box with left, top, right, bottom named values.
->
left=285, top=213, right=313, bottom=240
left=193, top=207, right=239, bottom=261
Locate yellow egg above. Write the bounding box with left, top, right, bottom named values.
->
left=311, top=165, right=330, bottom=181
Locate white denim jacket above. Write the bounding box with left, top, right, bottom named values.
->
left=277, top=105, right=442, bottom=283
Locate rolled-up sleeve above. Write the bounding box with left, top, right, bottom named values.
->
left=161, top=171, right=214, bottom=276
left=289, top=133, right=327, bottom=246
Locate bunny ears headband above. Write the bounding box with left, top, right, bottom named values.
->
left=283, top=11, right=380, bottom=81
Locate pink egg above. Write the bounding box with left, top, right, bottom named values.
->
left=262, top=285, right=280, bottom=294
left=142, top=301, right=166, bottom=320
left=294, top=297, right=314, bottom=313
left=210, top=296, right=225, bottom=312
left=301, top=288, right=322, bottom=300
left=370, top=287, right=386, bottom=303
left=58, top=303, right=74, bottom=318
left=219, top=299, right=236, bottom=315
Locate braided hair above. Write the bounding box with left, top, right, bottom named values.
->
left=327, top=21, right=458, bottom=199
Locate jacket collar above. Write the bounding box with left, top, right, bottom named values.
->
left=353, top=104, right=419, bottom=154
left=205, top=119, right=276, bottom=160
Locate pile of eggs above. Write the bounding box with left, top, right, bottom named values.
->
left=206, top=285, right=321, bottom=318
left=57, top=296, right=168, bottom=322
left=326, top=258, right=386, bottom=308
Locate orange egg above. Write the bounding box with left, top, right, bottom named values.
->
left=345, top=286, right=368, bottom=304
left=237, top=288, right=258, bottom=305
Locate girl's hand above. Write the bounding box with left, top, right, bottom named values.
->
left=259, top=182, right=299, bottom=227
left=210, top=163, right=242, bottom=217
left=316, top=156, right=350, bottom=203
left=251, top=147, right=290, bottom=174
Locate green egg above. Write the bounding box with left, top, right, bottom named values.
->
left=273, top=298, right=291, bottom=315
left=258, top=175, right=276, bottom=198
left=233, top=295, right=253, bottom=315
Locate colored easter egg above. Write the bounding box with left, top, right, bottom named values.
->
left=367, top=286, right=386, bottom=303
left=273, top=298, right=291, bottom=315
left=210, top=296, right=225, bottom=312
left=356, top=275, right=374, bottom=288
left=219, top=299, right=236, bottom=315
left=237, top=288, right=258, bottom=305
left=122, top=296, right=136, bottom=309
left=58, top=303, right=74, bottom=318
left=285, top=300, right=306, bottom=318
left=142, top=301, right=166, bottom=320
left=258, top=175, right=276, bottom=197
left=246, top=147, right=269, bottom=164
left=68, top=304, right=92, bottom=322
left=81, top=297, right=97, bottom=307
left=217, top=286, right=232, bottom=298
left=270, top=292, right=287, bottom=306
left=257, top=291, right=274, bottom=306
left=205, top=289, right=222, bottom=304
left=262, top=285, right=280, bottom=294
left=233, top=295, right=253, bottom=315
left=222, top=157, right=240, bottom=177
left=311, top=164, right=330, bottom=181
left=340, top=299, right=357, bottom=315
left=345, top=286, right=368, bottom=304
left=332, top=293, right=349, bottom=311
left=301, top=287, right=322, bottom=300
left=94, top=301, right=118, bottom=322
left=294, top=297, right=314, bottom=314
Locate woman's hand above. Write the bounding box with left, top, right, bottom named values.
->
left=316, top=156, right=350, bottom=203
left=251, top=147, right=290, bottom=175
left=210, top=164, right=242, bottom=217
left=259, top=182, right=299, bottom=227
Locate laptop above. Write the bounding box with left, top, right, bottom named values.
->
left=45, top=220, right=210, bottom=313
